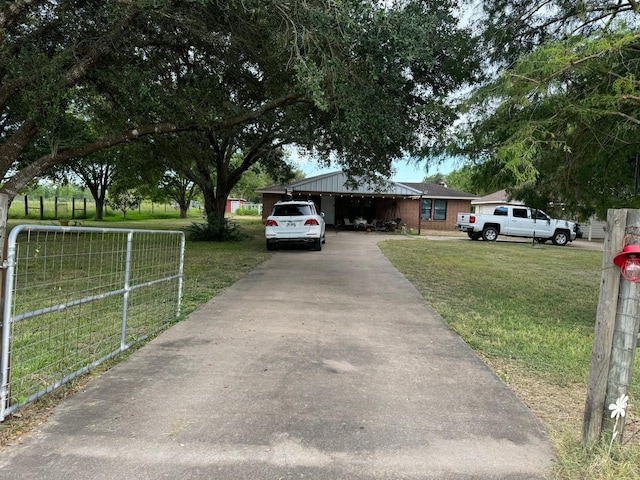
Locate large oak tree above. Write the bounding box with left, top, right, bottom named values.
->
left=1, top=1, right=479, bottom=218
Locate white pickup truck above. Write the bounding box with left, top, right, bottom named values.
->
left=456, top=206, right=577, bottom=246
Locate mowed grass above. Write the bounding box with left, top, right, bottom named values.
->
left=379, top=237, right=640, bottom=479
left=380, top=239, right=600, bottom=384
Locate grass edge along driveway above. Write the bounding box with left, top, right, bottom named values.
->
left=379, top=237, right=640, bottom=480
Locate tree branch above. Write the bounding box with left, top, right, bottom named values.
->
left=612, top=111, right=640, bottom=126
left=0, top=119, right=37, bottom=176
left=0, top=122, right=202, bottom=199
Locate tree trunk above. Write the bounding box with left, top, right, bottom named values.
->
left=179, top=204, right=188, bottom=218
left=214, top=195, right=227, bottom=219
left=86, top=184, right=106, bottom=220
left=95, top=196, right=105, bottom=220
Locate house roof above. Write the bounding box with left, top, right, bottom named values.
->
left=400, top=182, right=478, bottom=200
left=257, top=171, right=476, bottom=198
left=257, top=171, right=424, bottom=197
left=472, top=189, right=524, bottom=205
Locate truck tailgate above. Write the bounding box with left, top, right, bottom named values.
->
left=457, top=212, right=473, bottom=225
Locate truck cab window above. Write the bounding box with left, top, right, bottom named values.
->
left=494, top=207, right=508, bottom=216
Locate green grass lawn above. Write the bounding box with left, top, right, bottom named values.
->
left=379, top=239, right=603, bottom=386
left=379, top=237, right=640, bottom=479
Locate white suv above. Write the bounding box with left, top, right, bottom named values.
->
left=265, top=200, right=326, bottom=251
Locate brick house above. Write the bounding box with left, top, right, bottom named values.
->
left=257, top=171, right=477, bottom=233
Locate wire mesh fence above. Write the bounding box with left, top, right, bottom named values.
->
left=0, top=225, right=184, bottom=421
left=8, top=196, right=203, bottom=220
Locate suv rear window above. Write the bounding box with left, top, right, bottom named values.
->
left=273, top=204, right=314, bottom=216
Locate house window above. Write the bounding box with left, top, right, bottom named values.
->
left=421, top=199, right=432, bottom=220
left=434, top=200, right=447, bottom=220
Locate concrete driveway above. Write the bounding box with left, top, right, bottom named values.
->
left=0, top=231, right=553, bottom=479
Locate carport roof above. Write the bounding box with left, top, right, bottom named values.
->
left=257, top=171, right=424, bottom=197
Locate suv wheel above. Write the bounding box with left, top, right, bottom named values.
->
left=313, top=238, right=322, bottom=251
left=266, top=240, right=277, bottom=251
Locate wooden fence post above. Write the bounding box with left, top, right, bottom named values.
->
left=582, top=209, right=640, bottom=446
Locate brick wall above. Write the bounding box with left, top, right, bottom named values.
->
left=396, top=198, right=471, bottom=233
left=261, top=194, right=280, bottom=223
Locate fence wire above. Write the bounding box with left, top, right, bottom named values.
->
left=1, top=226, right=184, bottom=421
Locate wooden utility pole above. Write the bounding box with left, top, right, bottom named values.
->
left=583, top=209, right=640, bottom=446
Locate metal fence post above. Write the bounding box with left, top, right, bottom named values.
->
left=0, top=194, right=10, bottom=421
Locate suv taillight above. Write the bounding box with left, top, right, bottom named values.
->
left=304, top=219, right=319, bottom=226
left=266, top=219, right=278, bottom=226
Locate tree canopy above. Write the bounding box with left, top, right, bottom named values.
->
left=0, top=0, right=480, bottom=213
left=445, top=3, right=640, bottom=218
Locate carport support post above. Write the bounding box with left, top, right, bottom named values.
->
left=582, top=209, right=640, bottom=446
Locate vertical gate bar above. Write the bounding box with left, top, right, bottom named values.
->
left=120, top=231, right=134, bottom=351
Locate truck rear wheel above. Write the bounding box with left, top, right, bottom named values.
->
left=482, top=226, right=498, bottom=242
left=552, top=230, right=569, bottom=246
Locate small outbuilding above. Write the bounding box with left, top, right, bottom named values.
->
left=471, top=189, right=524, bottom=214
left=225, top=198, right=246, bottom=214
left=257, top=171, right=478, bottom=232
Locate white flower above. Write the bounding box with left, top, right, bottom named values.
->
left=609, top=394, right=629, bottom=419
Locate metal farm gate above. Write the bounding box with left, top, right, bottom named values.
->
left=0, top=225, right=184, bottom=422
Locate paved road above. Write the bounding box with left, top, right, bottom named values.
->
left=0, top=231, right=553, bottom=479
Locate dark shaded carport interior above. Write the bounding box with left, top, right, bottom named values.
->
left=291, top=192, right=402, bottom=227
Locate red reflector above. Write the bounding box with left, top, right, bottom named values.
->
left=266, top=220, right=278, bottom=226
left=470, top=215, right=475, bottom=223
left=304, top=219, right=319, bottom=226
